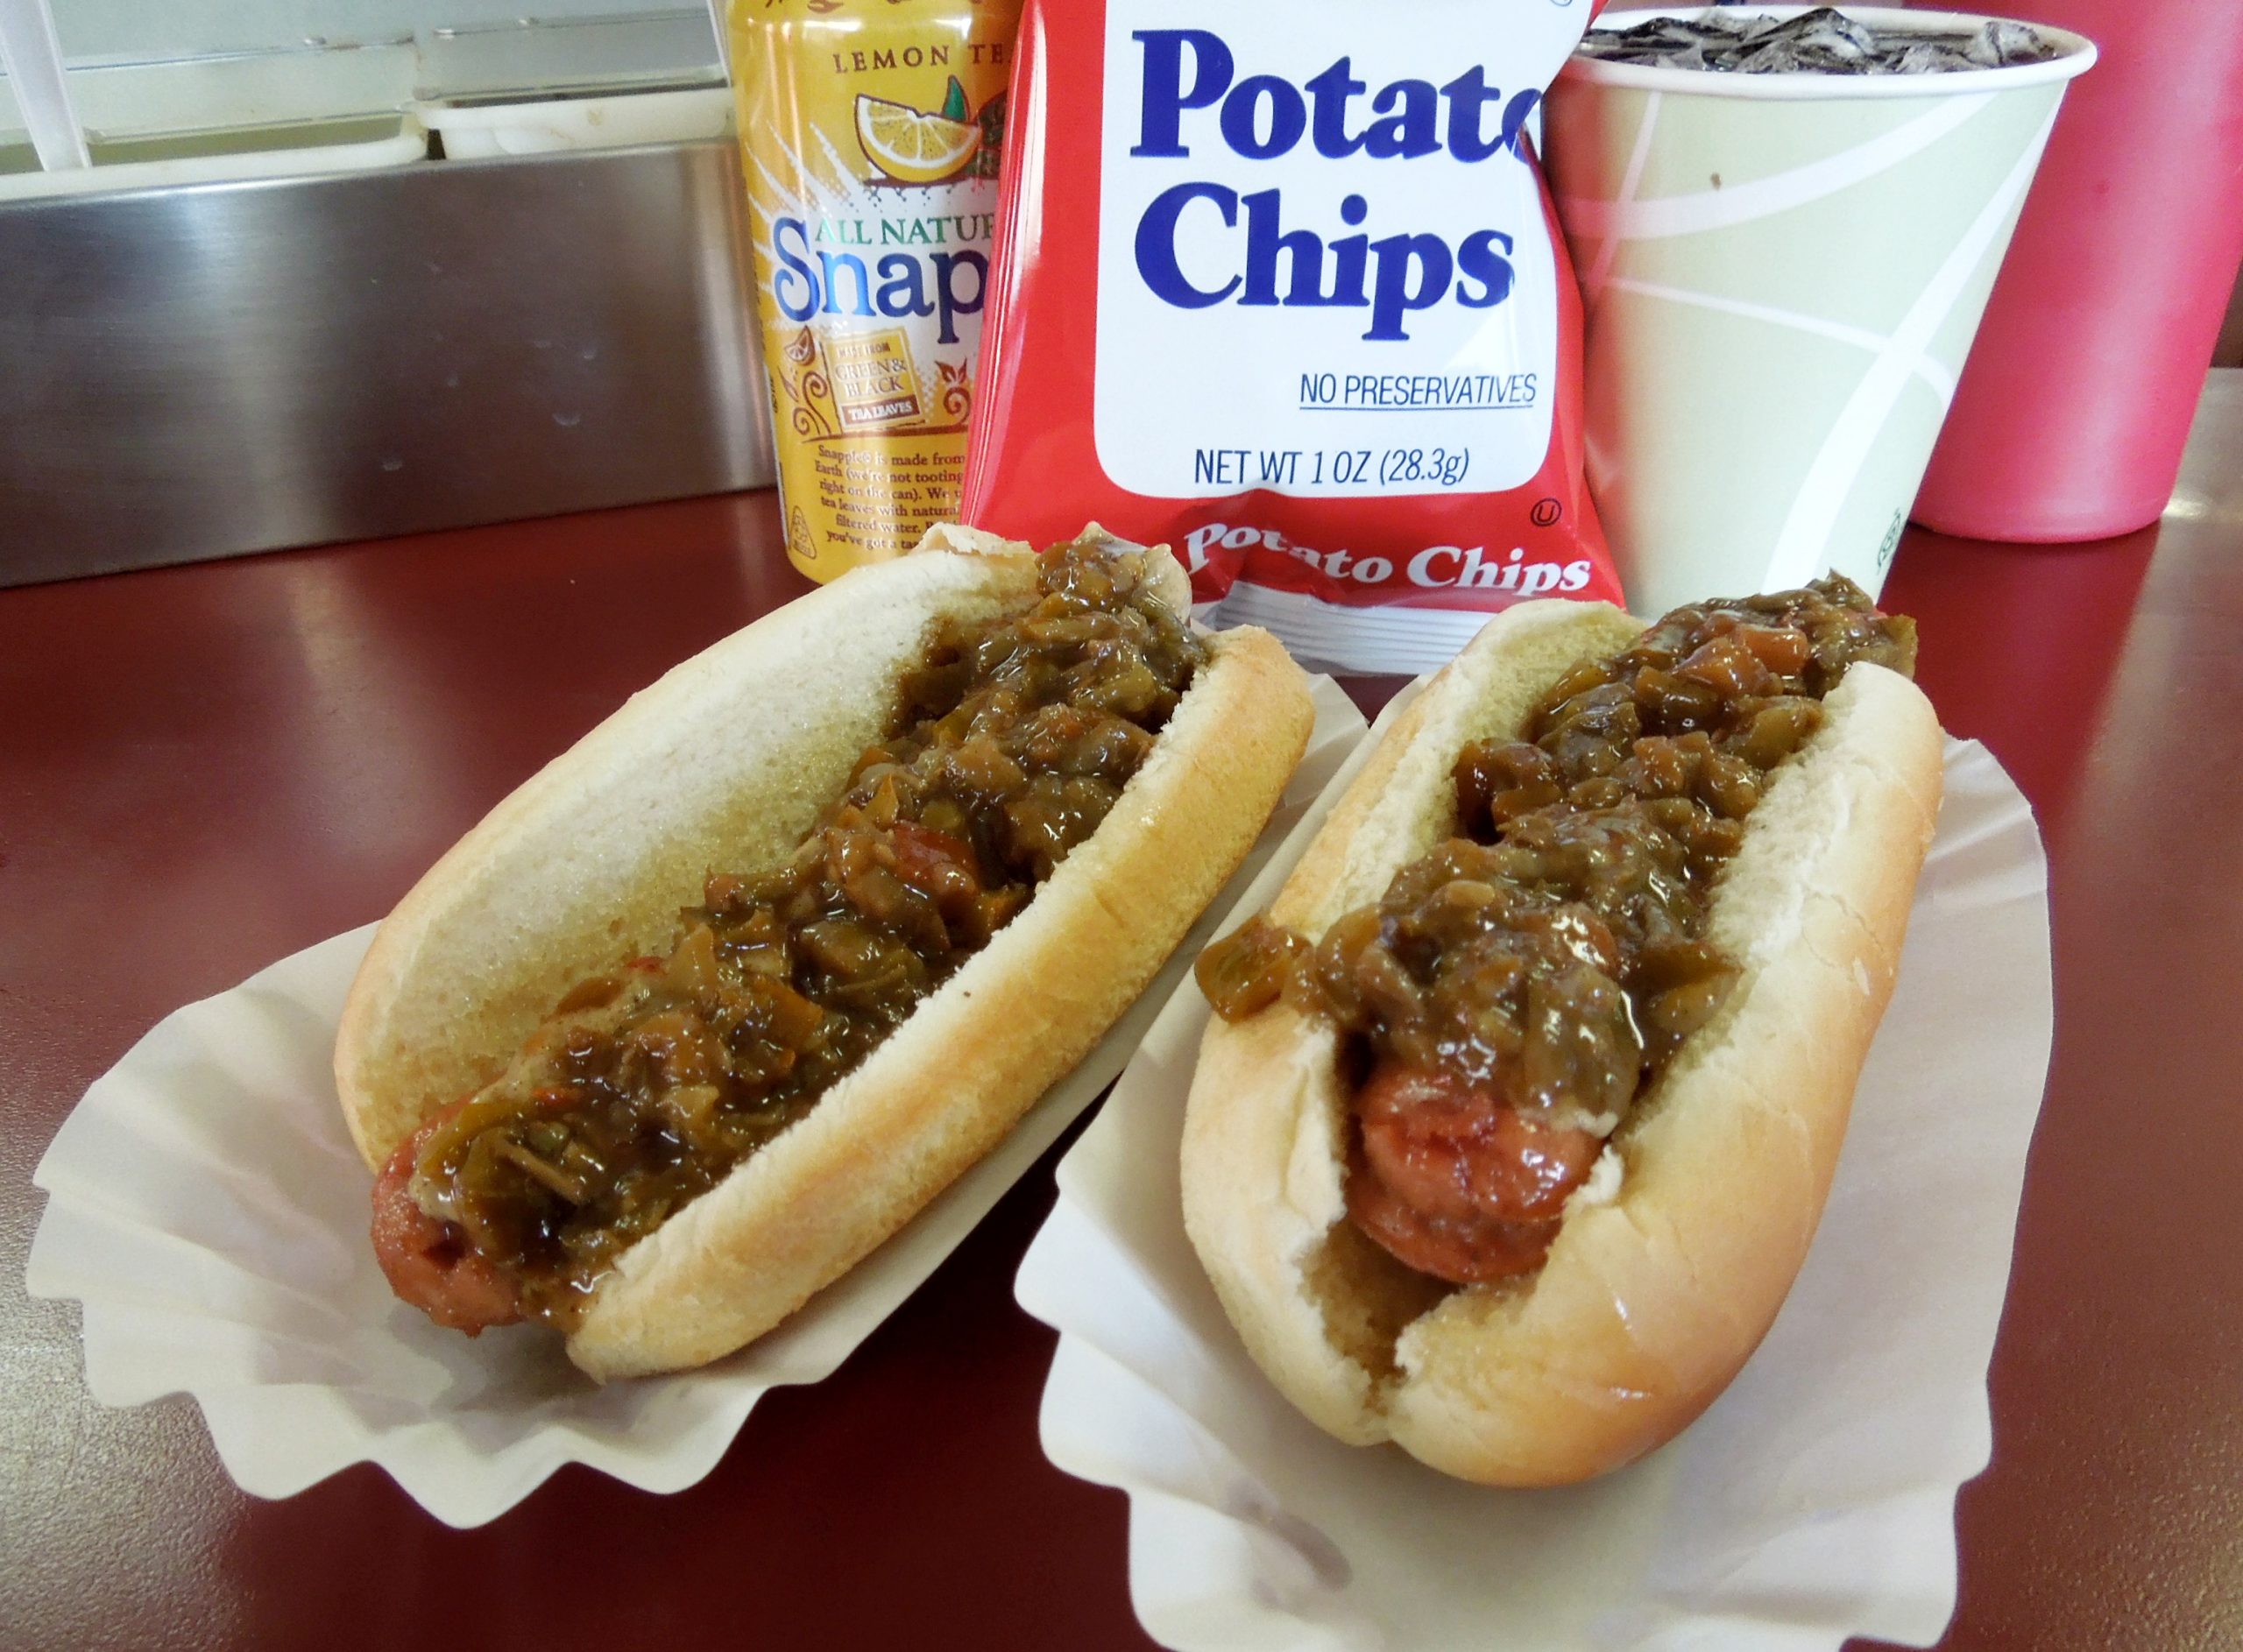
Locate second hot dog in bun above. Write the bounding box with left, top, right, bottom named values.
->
left=340, top=525, right=1313, bottom=1378
left=1183, top=578, right=1941, bottom=1484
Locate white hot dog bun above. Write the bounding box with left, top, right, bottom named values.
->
left=338, top=524, right=1313, bottom=1378
left=1180, top=597, right=1942, bottom=1484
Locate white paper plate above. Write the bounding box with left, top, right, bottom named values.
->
left=1017, top=689, right=2052, bottom=1652
left=25, top=678, right=1369, bottom=1528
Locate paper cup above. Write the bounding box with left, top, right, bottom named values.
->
left=1546, top=7, right=2094, bottom=616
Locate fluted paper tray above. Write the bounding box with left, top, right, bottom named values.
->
left=24, top=677, right=1370, bottom=1529
left=1016, top=685, right=2052, bottom=1652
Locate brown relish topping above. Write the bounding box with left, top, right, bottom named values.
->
left=398, top=537, right=1202, bottom=1330
left=1195, top=575, right=1916, bottom=1286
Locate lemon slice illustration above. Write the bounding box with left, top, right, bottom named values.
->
left=855, top=95, right=982, bottom=185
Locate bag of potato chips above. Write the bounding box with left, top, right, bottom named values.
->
left=959, top=0, right=1620, bottom=674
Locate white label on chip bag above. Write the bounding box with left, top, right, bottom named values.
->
left=1093, top=1, right=1584, bottom=501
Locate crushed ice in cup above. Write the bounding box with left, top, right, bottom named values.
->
left=1578, top=8, right=2060, bottom=74
left=1964, top=18, right=2054, bottom=67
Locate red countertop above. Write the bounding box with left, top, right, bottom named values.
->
left=4, top=373, right=2239, bottom=1650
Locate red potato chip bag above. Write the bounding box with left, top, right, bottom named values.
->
left=959, top=0, right=1621, bottom=674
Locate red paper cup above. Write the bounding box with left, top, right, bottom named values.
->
left=1911, top=0, right=2243, bottom=541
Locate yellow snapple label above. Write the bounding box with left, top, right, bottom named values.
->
left=728, top=0, right=1022, bottom=580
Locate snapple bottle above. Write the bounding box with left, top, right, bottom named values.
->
left=728, top=0, right=1022, bottom=581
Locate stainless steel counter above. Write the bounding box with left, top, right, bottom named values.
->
left=0, top=139, right=775, bottom=586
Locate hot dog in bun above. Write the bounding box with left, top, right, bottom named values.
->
left=1184, top=577, right=1941, bottom=1484
left=341, top=525, right=1313, bottom=1379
